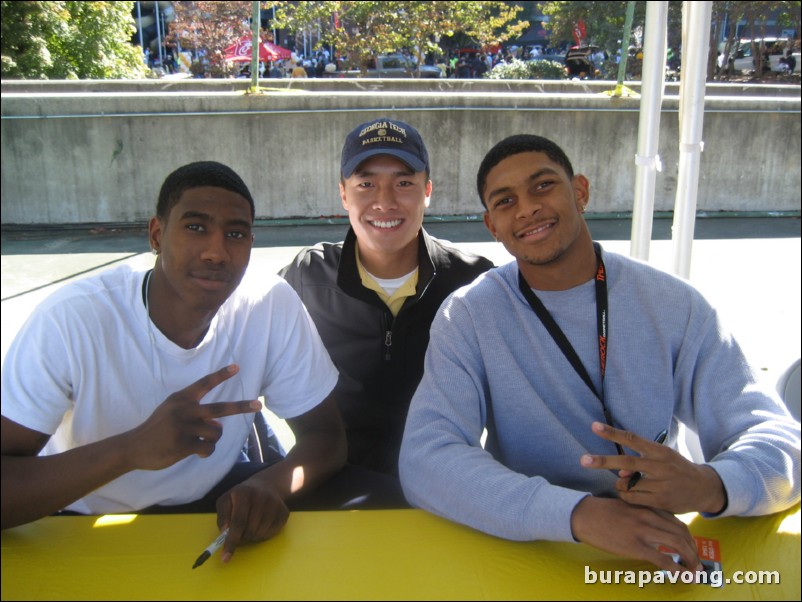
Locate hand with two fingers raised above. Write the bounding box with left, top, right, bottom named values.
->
left=125, top=364, right=261, bottom=471
left=580, top=421, right=727, bottom=515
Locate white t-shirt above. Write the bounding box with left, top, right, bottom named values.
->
left=1, top=265, right=338, bottom=514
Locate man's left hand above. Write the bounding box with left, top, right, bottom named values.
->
left=580, top=421, right=727, bottom=515
left=214, top=473, right=290, bottom=563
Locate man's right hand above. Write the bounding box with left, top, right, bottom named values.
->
left=570, top=496, right=702, bottom=572
left=1, top=364, right=260, bottom=530
left=126, top=364, right=261, bottom=471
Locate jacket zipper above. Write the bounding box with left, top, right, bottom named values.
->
left=383, top=311, right=396, bottom=361
left=384, top=329, right=392, bottom=361
left=382, top=267, right=435, bottom=362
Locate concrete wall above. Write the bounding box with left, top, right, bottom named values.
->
left=1, top=79, right=800, bottom=226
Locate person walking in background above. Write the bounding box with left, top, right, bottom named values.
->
left=436, top=56, right=448, bottom=78
left=779, top=49, right=796, bottom=74
left=471, top=53, right=488, bottom=78
left=456, top=56, right=472, bottom=78
left=279, top=118, right=493, bottom=508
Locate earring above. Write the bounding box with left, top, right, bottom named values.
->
left=151, top=248, right=159, bottom=256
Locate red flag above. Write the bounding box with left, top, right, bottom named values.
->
left=333, top=12, right=340, bottom=29
left=573, top=19, right=586, bottom=46
left=223, top=36, right=291, bottom=63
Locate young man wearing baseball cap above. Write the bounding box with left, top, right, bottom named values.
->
left=280, top=117, right=493, bottom=508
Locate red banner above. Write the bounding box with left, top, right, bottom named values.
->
left=573, top=19, right=586, bottom=46
left=223, top=36, right=291, bottom=63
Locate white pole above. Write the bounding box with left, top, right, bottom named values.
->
left=630, top=1, right=668, bottom=260
left=155, top=3, right=164, bottom=68
left=136, top=2, right=144, bottom=51
left=671, top=1, right=712, bottom=279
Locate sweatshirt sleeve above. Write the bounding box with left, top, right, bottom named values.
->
left=676, top=304, right=801, bottom=517
left=399, top=295, right=588, bottom=543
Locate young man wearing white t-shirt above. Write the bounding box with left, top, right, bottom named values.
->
left=1, top=161, right=346, bottom=563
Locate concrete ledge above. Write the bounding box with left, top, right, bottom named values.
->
left=1, top=79, right=800, bottom=225
left=3, top=78, right=801, bottom=97
left=3, top=88, right=801, bottom=115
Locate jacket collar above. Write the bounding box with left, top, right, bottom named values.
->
left=337, top=227, right=437, bottom=301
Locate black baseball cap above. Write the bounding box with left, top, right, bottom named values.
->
left=341, top=117, right=429, bottom=178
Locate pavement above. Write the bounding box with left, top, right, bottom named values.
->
left=2, top=216, right=800, bottom=390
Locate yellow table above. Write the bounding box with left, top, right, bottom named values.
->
left=2, top=506, right=799, bottom=601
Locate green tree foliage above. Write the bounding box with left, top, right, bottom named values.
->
left=541, top=1, right=799, bottom=81
left=443, top=1, right=530, bottom=53
left=540, top=1, right=647, bottom=51
left=168, top=1, right=254, bottom=78
left=708, top=1, right=798, bottom=80
left=1, top=1, right=148, bottom=79
left=538, top=1, right=683, bottom=54
left=275, top=1, right=400, bottom=74
left=732, top=1, right=794, bottom=78
left=273, top=1, right=528, bottom=76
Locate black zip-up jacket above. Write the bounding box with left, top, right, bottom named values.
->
left=279, top=227, right=494, bottom=475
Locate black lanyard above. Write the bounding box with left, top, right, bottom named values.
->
left=518, top=242, right=623, bottom=455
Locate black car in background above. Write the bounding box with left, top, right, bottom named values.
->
left=564, top=46, right=602, bottom=79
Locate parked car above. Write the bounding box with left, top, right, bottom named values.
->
left=720, top=38, right=800, bottom=74
left=368, top=55, right=442, bottom=78
left=564, top=46, right=604, bottom=79
left=328, top=54, right=442, bottom=78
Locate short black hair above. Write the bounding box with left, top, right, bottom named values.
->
left=477, top=135, right=575, bottom=208
left=156, top=161, right=255, bottom=220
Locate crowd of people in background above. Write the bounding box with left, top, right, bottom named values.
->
left=143, top=45, right=180, bottom=75
left=227, top=44, right=576, bottom=80
left=141, top=35, right=800, bottom=82
left=139, top=36, right=630, bottom=82
left=232, top=47, right=338, bottom=79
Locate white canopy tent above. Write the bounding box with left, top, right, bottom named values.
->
left=630, top=0, right=668, bottom=261
left=627, top=0, right=714, bottom=461
left=629, top=0, right=713, bottom=280
left=672, top=1, right=713, bottom=278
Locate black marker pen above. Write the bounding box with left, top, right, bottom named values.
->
left=626, top=429, right=668, bottom=490
left=192, top=527, right=229, bottom=569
